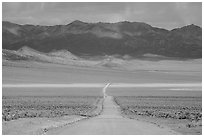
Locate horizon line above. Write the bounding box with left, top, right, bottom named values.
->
left=2, top=20, right=201, bottom=30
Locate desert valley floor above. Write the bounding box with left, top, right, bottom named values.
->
left=2, top=59, right=202, bottom=135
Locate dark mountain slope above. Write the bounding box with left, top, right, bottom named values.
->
left=2, top=21, right=202, bottom=58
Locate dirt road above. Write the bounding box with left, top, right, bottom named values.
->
left=46, top=95, right=179, bottom=135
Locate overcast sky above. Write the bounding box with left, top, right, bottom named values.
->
left=2, top=2, right=202, bottom=30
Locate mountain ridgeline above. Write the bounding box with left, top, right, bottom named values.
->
left=2, top=20, right=202, bottom=58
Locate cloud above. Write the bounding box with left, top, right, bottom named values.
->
left=2, top=2, right=202, bottom=29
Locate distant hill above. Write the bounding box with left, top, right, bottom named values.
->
left=3, top=46, right=79, bottom=63
left=2, top=20, right=202, bottom=58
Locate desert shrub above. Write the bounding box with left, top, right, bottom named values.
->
left=114, top=96, right=202, bottom=121
left=2, top=96, right=102, bottom=121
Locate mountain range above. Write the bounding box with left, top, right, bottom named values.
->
left=2, top=20, right=202, bottom=58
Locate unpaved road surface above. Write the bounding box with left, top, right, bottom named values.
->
left=46, top=96, right=179, bottom=135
